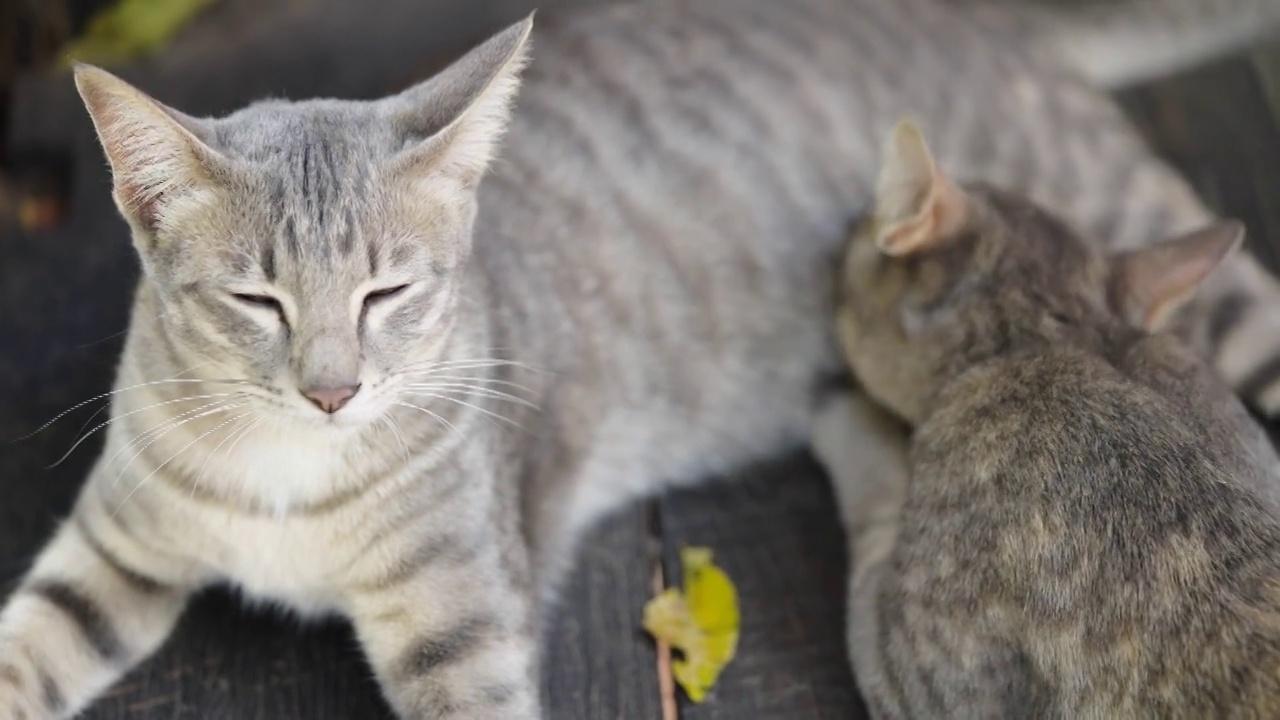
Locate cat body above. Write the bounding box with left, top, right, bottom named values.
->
left=821, top=122, right=1280, bottom=718
left=4, top=0, right=1280, bottom=718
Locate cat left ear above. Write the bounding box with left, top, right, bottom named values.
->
left=74, top=64, right=226, bottom=237
left=385, top=14, right=534, bottom=188
left=873, top=120, right=969, bottom=257
left=1110, top=221, right=1244, bottom=332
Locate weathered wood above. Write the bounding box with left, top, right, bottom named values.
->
left=1118, top=41, right=1280, bottom=268
left=543, top=504, right=666, bottom=719
left=3, top=4, right=1280, bottom=719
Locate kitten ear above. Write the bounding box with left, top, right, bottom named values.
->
left=1110, top=221, right=1244, bottom=332
left=874, top=120, right=968, bottom=257
left=74, top=64, right=224, bottom=236
left=385, top=14, right=534, bottom=187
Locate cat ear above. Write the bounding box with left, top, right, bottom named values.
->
left=1110, top=221, right=1244, bottom=332
left=874, top=120, right=968, bottom=257
left=385, top=14, right=534, bottom=187
left=74, top=64, right=225, bottom=236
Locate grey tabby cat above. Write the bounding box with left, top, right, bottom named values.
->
left=2, top=0, right=1280, bottom=717
left=814, top=120, right=1280, bottom=718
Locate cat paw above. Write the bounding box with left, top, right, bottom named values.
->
left=0, top=659, right=49, bottom=720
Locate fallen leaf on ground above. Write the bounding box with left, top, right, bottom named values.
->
left=643, top=546, right=740, bottom=703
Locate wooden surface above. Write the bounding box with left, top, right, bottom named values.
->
left=1, top=1, right=1278, bottom=717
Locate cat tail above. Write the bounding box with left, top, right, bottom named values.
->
left=976, top=0, right=1280, bottom=89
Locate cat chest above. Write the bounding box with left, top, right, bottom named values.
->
left=186, top=510, right=365, bottom=616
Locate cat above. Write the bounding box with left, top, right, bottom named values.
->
left=814, top=120, right=1280, bottom=718
left=3, top=0, right=1280, bottom=717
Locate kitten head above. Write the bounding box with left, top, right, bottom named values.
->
left=74, top=16, right=533, bottom=426
left=838, top=120, right=1243, bottom=423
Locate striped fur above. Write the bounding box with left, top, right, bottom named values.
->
left=965, top=0, right=1280, bottom=89
left=4, top=0, right=1280, bottom=717
left=814, top=127, right=1280, bottom=718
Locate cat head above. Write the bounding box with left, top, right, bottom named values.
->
left=75, top=16, right=533, bottom=426
left=838, top=120, right=1243, bottom=424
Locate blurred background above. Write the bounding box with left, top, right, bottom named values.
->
left=1, top=1, right=1279, bottom=719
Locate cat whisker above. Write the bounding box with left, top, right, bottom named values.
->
left=400, top=391, right=525, bottom=430
left=392, top=401, right=460, bottom=437
left=397, top=357, right=550, bottom=376
left=103, top=398, right=237, bottom=471
left=18, top=370, right=251, bottom=441
left=48, top=392, right=242, bottom=469
left=114, top=412, right=249, bottom=516
left=378, top=415, right=412, bottom=467
left=192, top=414, right=262, bottom=501
left=59, top=359, right=222, bottom=441
left=397, top=373, right=537, bottom=395
left=403, top=382, right=540, bottom=411
left=109, top=401, right=242, bottom=486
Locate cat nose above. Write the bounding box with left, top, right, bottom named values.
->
left=302, top=383, right=361, bottom=414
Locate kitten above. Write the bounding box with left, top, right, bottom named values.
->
left=3, top=0, right=1280, bottom=718
left=817, top=121, right=1280, bottom=718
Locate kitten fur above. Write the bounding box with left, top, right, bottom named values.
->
left=818, top=121, right=1280, bottom=718
left=4, top=0, right=1280, bottom=717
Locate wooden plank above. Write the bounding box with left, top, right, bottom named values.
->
left=658, top=452, right=869, bottom=719
left=543, top=504, right=666, bottom=718
left=1250, top=41, right=1280, bottom=129
left=86, top=593, right=396, bottom=720
left=1117, top=42, right=1280, bottom=270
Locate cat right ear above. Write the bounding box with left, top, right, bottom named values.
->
left=874, top=120, right=968, bottom=257
left=1110, top=221, right=1245, bottom=332
left=74, top=64, right=225, bottom=238
left=384, top=14, right=534, bottom=189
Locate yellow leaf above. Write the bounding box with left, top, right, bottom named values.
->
left=642, top=546, right=740, bottom=704
left=61, top=0, right=218, bottom=68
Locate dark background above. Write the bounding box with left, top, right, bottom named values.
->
left=2, top=1, right=1279, bottom=717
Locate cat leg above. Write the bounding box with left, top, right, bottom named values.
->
left=809, top=391, right=911, bottom=717
left=811, top=394, right=1047, bottom=718
left=0, top=484, right=195, bottom=720
left=810, top=391, right=909, bottom=575
left=1185, top=248, right=1280, bottom=413
left=345, top=535, right=540, bottom=720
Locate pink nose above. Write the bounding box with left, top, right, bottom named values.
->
left=302, top=384, right=360, bottom=414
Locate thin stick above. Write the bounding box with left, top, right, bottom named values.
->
left=652, top=560, right=679, bottom=720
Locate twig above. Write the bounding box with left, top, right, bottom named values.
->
left=652, top=560, right=679, bottom=720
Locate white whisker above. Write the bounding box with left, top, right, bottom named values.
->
left=399, top=373, right=537, bottom=395
left=104, top=398, right=235, bottom=471
left=401, top=391, right=524, bottom=430
left=378, top=415, right=412, bottom=467
left=49, top=392, right=241, bottom=468
left=114, top=413, right=248, bottom=516
left=109, top=401, right=241, bottom=485
left=192, top=415, right=261, bottom=500
left=392, top=401, right=459, bottom=436
left=403, top=382, right=539, bottom=410
left=59, top=357, right=220, bottom=441
left=397, top=357, right=550, bottom=376
left=19, top=366, right=249, bottom=440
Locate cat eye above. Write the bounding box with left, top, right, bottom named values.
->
left=231, top=292, right=285, bottom=316
left=363, top=284, right=411, bottom=306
